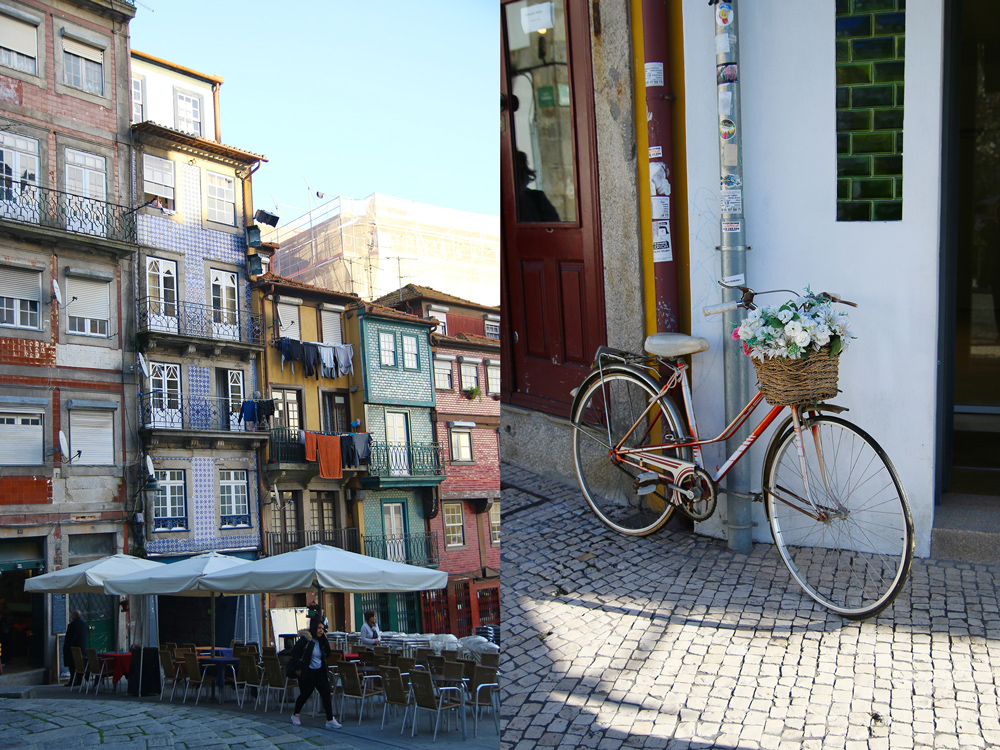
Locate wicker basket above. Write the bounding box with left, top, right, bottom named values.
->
left=751, top=345, right=841, bottom=406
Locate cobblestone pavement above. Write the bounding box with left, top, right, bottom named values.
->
left=500, top=464, right=1000, bottom=750
left=0, top=685, right=497, bottom=749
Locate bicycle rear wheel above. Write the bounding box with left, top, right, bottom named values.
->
left=763, top=415, right=913, bottom=619
left=571, top=367, right=688, bottom=536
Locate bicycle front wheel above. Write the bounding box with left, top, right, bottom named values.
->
left=572, top=367, right=687, bottom=536
left=764, top=416, right=913, bottom=619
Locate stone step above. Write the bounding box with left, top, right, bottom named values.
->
left=0, top=686, right=36, bottom=698
left=931, top=492, right=1000, bottom=564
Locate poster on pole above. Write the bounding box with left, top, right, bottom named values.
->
left=720, top=189, right=743, bottom=214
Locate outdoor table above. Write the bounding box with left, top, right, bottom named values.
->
left=98, top=652, right=132, bottom=688
left=198, top=656, right=240, bottom=702
left=278, top=633, right=298, bottom=651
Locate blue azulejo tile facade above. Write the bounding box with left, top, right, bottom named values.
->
left=359, top=315, right=435, bottom=407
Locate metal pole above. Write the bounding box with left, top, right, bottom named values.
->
left=714, top=0, right=752, bottom=553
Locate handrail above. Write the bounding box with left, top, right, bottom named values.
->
left=265, top=528, right=362, bottom=556
left=368, top=442, right=444, bottom=477
left=137, top=296, right=264, bottom=345
left=139, top=393, right=267, bottom=433
left=0, top=182, right=136, bottom=243
left=363, top=531, right=439, bottom=567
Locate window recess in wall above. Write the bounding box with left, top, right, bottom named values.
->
left=0, top=13, right=37, bottom=75
left=836, top=0, right=905, bottom=221
left=142, top=154, right=174, bottom=210
left=62, top=36, right=102, bottom=95
left=66, top=277, right=110, bottom=336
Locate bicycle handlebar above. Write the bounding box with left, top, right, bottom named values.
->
left=703, top=281, right=859, bottom=315
left=702, top=300, right=739, bottom=316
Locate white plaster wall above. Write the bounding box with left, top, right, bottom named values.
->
left=682, top=0, right=943, bottom=556
left=132, top=58, right=216, bottom=140
left=55, top=344, right=123, bottom=370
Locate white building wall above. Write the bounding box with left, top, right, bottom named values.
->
left=682, top=0, right=943, bottom=556
left=131, top=57, right=217, bottom=141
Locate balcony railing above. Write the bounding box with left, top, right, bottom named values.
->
left=269, top=426, right=305, bottom=463
left=363, top=532, right=439, bottom=567
left=139, top=394, right=268, bottom=434
left=368, top=442, right=444, bottom=478
left=137, top=297, right=264, bottom=346
left=0, top=183, right=136, bottom=244
left=265, top=528, right=362, bottom=557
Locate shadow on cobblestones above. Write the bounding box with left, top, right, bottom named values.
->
left=501, top=463, right=1000, bottom=750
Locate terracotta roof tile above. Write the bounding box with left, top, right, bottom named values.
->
left=376, top=284, right=500, bottom=313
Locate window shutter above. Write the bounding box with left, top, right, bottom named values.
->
left=0, top=15, right=36, bottom=58
left=276, top=303, right=299, bottom=340
left=321, top=309, right=342, bottom=345
left=71, top=411, right=113, bottom=465
left=62, top=37, right=102, bottom=64
left=0, top=266, right=40, bottom=301
left=0, top=413, right=42, bottom=465
left=67, top=278, right=109, bottom=321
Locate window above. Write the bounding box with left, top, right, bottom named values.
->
left=450, top=429, right=473, bottom=463
left=0, top=411, right=42, bottom=465
left=0, top=132, right=39, bottom=205
left=380, top=332, right=396, bottom=367
left=460, top=363, right=479, bottom=391
left=131, top=76, right=143, bottom=122
left=71, top=410, right=113, bottom=465
left=443, top=502, right=465, bottom=547
left=0, top=15, right=37, bottom=75
left=66, top=278, right=110, bottom=337
left=152, top=469, right=186, bottom=530
left=273, top=388, right=301, bottom=430
left=428, top=309, right=447, bottom=336
left=206, top=172, right=235, bottom=225
left=322, top=392, right=349, bottom=434
left=62, top=37, right=102, bottom=95
left=219, top=469, right=250, bottom=526
left=485, top=320, right=500, bottom=340
left=403, top=335, right=418, bottom=369
left=320, top=308, right=343, bottom=345
left=64, top=149, right=106, bottom=238
left=142, top=154, right=174, bottom=209
left=175, top=90, right=202, bottom=135
left=0, top=265, right=40, bottom=330
left=490, top=502, right=500, bottom=545
left=275, top=302, right=300, bottom=340
left=487, top=364, right=501, bottom=395
left=434, top=359, right=453, bottom=390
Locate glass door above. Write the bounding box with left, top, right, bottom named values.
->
left=64, top=149, right=106, bottom=237
left=211, top=269, right=239, bottom=340
left=148, top=362, right=181, bottom=428
left=385, top=411, right=409, bottom=476
left=146, top=257, right=179, bottom=333
left=382, top=502, right=406, bottom=563
left=224, top=369, right=244, bottom=432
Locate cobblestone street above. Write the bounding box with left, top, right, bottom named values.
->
left=500, top=464, right=1000, bottom=750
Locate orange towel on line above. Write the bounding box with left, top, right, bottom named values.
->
left=317, top=434, right=343, bottom=479
left=305, top=431, right=318, bottom=462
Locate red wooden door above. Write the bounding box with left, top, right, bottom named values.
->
left=500, top=0, right=605, bottom=415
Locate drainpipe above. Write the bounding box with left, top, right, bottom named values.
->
left=212, top=83, right=221, bottom=143
left=642, top=0, right=680, bottom=331
left=714, top=0, right=752, bottom=553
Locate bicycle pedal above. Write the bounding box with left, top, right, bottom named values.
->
left=634, top=472, right=659, bottom=495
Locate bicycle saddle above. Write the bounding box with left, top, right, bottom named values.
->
left=644, top=333, right=710, bottom=358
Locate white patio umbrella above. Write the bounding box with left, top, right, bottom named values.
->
left=197, top=543, right=448, bottom=595
left=24, top=553, right=165, bottom=594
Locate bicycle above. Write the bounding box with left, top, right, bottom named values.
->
left=569, top=283, right=914, bottom=620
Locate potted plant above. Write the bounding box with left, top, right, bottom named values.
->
left=462, top=386, right=482, bottom=400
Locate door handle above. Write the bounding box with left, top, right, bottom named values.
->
left=513, top=331, right=519, bottom=343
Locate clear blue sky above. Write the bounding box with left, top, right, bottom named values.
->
left=130, top=1, right=499, bottom=223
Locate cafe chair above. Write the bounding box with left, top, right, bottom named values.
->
left=336, top=660, right=384, bottom=724
left=181, top=651, right=216, bottom=706
left=469, top=665, right=500, bottom=738
left=159, top=649, right=184, bottom=701
left=378, top=666, right=413, bottom=733
left=70, top=647, right=88, bottom=692
left=408, top=669, right=466, bottom=742
left=85, top=648, right=112, bottom=695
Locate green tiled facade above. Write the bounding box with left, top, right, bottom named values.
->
left=836, top=0, right=904, bottom=221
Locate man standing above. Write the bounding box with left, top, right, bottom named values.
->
left=63, top=610, right=87, bottom=686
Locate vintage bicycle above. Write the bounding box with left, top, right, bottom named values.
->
left=570, top=283, right=914, bottom=620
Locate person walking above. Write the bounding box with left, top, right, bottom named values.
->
left=288, top=618, right=341, bottom=730
left=360, top=610, right=380, bottom=647
left=63, top=610, right=87, bottom=687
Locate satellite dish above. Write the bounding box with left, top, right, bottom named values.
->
left=146, top=455, right=155, bottom=477
left=52, top=279, right=63, bottom=306
left=58, top=430, right=69, bottom=460
left=137, top=352, right=150, bottom=379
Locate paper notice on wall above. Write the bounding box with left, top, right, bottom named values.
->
left=648, top=145, right=662, bottom=159
left=521, top=2, right=555, bottom=33
left=645, top=62, right=664, bottom=88
left=720, top=189, right=743, bottom=214
left=715, top=33, right=731, bottom=55
left=723, top=143, right=739, bottom=167
left=651, top=195, right=670, bottom=220
left=653, top=220, right=670, bottom=241
left=653, top=221, right=672, bottom=262
left=719, top=90, right=733, bottom=117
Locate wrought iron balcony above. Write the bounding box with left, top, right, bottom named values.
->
left=152, top=516, right=187, bottom=531
left=265, top=528, right=361, bottom=557
left=220, top=514, right=251, bottom=528
left=139, top=393, right=268, bottom=434
left=0, top=183, right=136, bottom=244
left=363, top=532, right=439, bottom=567
left=137, top=297, right=264, bottom=347
left=368, top=442, right=444, bottom=478
left=269, top=426, right=306, bottom=463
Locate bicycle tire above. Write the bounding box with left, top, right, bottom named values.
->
left=571, top=366, right=689, bottom=536
left=763, top=415, right=914, bottom=620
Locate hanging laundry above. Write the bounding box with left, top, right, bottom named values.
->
left=317, top=434, right=343, bottom=479
left=238, top=400, right=256, bottom=426
left=333, top=344, right=354, bottom=377
left=341, top=434, right=355, bottom=467
left=352, top=432, right=372, bottom=464
left=280, top=338, right=294, bottom=373
left=256, top=399, right=276, bottom=420
left=303, top=342, right=320, bottom=379
left=317, top=344, right=337, bottom=378
left=305, top=431, right=318, bottom=462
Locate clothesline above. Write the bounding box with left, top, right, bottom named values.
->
left=275, top=337, right=354, bottom=380
left=299, top=430, right=373, bottom=479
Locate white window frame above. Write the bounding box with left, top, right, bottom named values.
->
left=131, top=75, right=143, bottom=123
left=428, top=305, right=448, bottom=336
left=320, top=307, right=343, bottom=345
left=402, top=334, right=418, bottom=370
left=0, top=411, right=42, bottom=465
left=70, top=410, right=113, bottom=465
left=219, top=469, right=250, bottom=525
left=61, top=37, right=102, bottom=95
left=206, top=171, right=235, bottom=225
left=379, top=331, right=396, bottom=367
left=484, top=320, right=500, bottom=340
left=490, top=502, right=500, bottom=545
left=152, top=469, right=186, bottom=530
left=0, top=265, right=40, bottom=330
left=142, top=153, right=174, bottom=204
left=0, top=14, right=37, bottom=76
left=450, top=428, right=473, bottom=463
left=443, top=502, right=465, bottom=548
left=66, top=277, right=110, bottom=337
left=460, top=363, right=478, bottom=392
left=175, top=89, right=202, bottom=136
left=275, top=302, right=300, bottom=340
left=433, top=358, right=453, bottom=390
left=486, top=364, right=501, bottom=395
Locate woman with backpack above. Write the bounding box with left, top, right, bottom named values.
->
left=288, top=618, right=341, bottom=730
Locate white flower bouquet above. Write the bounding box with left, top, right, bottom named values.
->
left=734, top=290, right=851, bottom=361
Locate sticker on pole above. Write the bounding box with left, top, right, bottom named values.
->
left=645, top=62, right=664, bottom=88
left=722, top=221, right=741, bottom=233
left=650, top=162, right=671, bottom=196
left=721, top=174, right=742, bottom=188
left=715, top=33, right=731, bottom=55
left=651, top=195, right=670, bottom=220
left=723, top=144, right=739, bottom=167
left=720, top=189, right=742, bottom=214
left=717, top=63, right=738, bottom=86
left=719, top=119, right=736, bottom=141
left=718, top=90, right=733, bottom=116
left=716, top=2, right=734, bottom=27
left=648, top=146, right=662, bottom=159
left=722, top=273, right=746, bottom=287
left=653, top=221, right=672, bottom=263
left=653, top=220, right=671, bottom=240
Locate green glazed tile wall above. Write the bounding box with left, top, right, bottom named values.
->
left=836, top=0, right=905, bottom=221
